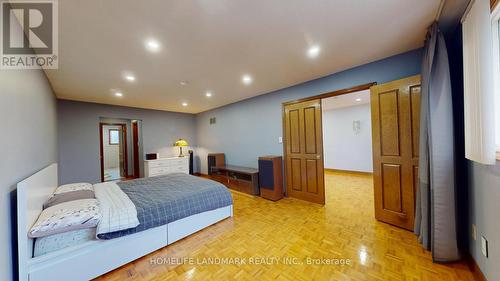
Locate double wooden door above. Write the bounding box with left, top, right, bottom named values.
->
left=370, top=75, right=421, bottom=230
left=283, top=99, right=325, bottom=204
left=282, top=76, right=420, bottom=231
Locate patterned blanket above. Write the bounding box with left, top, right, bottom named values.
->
left=97, top=173, right=232, bottom=239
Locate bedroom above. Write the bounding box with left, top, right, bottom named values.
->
left=1, top=0, right=500, bottom=281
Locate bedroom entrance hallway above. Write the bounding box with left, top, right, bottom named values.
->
left=96, top=170, right=474, bottom=280
left=99, top=119, right=144, bottom=182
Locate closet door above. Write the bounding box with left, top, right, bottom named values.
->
left=370, top=75, right=421, bottom=230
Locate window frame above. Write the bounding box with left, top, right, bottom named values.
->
left=108, top=129, right=120, bottom=145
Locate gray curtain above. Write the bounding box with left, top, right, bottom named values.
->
left=414, top=22, right=460, bottom=262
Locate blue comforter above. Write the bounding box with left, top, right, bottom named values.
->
left=97, top=173, right=232, bottom=239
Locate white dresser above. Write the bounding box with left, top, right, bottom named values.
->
left=144, top=157, right=190, bottom=177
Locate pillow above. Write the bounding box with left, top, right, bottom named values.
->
left=54, top=183, right=93, bottom=195
left=29, top=199, right=101, bottom=238
left=43, top=190, right=95, bottom=209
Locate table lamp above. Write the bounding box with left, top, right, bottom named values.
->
left=174, top=139, right=189, bottom=157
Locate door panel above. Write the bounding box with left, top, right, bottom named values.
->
left=305, top=159, right=318, bottom=193
left=304, top=106, right=318, bottom=154
left=371, top=75, right=421, bottom=230
left=284, top=99, right=325, bottom=204
left=289, top=109, right=301, bottom=153
left=381, top=164, right=402, bottom=213
left=379, top=90, right=401, bottom=156
left=291, top=158, right=302, bottom=191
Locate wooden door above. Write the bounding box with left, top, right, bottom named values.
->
left=370, top=75, right=421, bottom=231
left=284, top=99, right=325, bottom=204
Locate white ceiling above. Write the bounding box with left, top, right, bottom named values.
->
left=46, top=0, right=441, bottom=114
left=321, top=90, right=370, bottom=111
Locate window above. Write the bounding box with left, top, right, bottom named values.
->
left=109, top=129, right=120, bottom=145
left=493, top=3, right=500, bottom=160
left=462, top=0, right=497, bottom=164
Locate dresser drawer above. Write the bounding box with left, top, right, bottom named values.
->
left=170, top=165, right=188, bottom=173
left=148, top=166, right=171, bottom=176
left=147, top=160, right=170, bottom=168
left=169, top=158, right=189, bottom=167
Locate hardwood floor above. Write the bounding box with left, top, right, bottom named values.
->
left=95, top=170, right=474, bottom=281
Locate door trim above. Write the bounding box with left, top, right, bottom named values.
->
left=132, top=121, right=140, bottom=179
left=281, top=82, right=376, bottom=202
left=99, top=123, right=128, bottom=182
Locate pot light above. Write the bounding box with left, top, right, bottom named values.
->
left=242, top=75, right=253, bottom=85
left=205, top=92, right=212, bottom=97
left=180, top=81, right=189, bottom=86
left=145, top=39, right=160, bottom=52
left=355, top=98, right=362, bottom=102
left=182, top=102, right=188, bottom=107
left=115, top=92, right=123, bottom=97
left=124, top=75, right=135, bottom=82
left=307, top=45, right=321, bottom=58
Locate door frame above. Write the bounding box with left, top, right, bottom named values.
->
left=99, top=123, right=128, bottom=182
left=281, top=82, right=376, bottom=202
left=132, top=121, right=140, bottom=179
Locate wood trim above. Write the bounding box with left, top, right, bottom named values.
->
left=324, top=168, right=373, bottom=176
left=132, top=122, right=140, bottom=178
left=122, top=125, right=129, bottom=178
left=492, top=0, right=499, bottom=11
left=99, top=123, right=105, bottom=182
left=282, top=82, right=377, bottom=198
left=467, top=254, right=488, bottom=281
left=99, top=123, right=129, bottom=181
left=282, top=82, right=376, bottom=106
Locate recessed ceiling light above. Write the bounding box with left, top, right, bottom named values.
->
left=242, top=75, right=252, bottom=85
left=181, top=102, right=188, bottom=107
left=205, top=92, right=212, bottom=97
left=124, top=75, right=135, bottom=82
left=355, top=98, right=362, bottom=102
left=307, top=45, right=321, bottom=58
left=145, top=39, right=160, bottom=52
left=180, top=81, right=189, bottom=86
left=115, top=92, right=123, bottom=97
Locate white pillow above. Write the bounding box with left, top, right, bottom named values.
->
left=29, top=199, right=101, bottom=238
left=54, top=183, right=93, bottom=195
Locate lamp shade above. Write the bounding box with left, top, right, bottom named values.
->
left=174, top=139, right=189, bottom=147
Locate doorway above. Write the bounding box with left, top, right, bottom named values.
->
left=99, top=118, right=143, bottom=182
left=282, top=76, right=421, bottom=231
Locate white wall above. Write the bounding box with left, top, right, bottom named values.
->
left=0, top=69, right=58, bottom=281
left=322, top=104, right=373, bottom=172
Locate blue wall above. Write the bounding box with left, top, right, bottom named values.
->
left=195, top=48, right=423, bottom=173
left=468, top=162, right=500, bottom=281
left=445, top=23, right=500, bottom=280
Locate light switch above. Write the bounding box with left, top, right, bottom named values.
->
left=278, top=137, right=283, bottom=143
left=472, top=224, right=477, bottom=240
left=481, top=236, right=488, bottom=258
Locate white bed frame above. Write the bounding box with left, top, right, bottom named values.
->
left=17, top=164, right=233, bottom=281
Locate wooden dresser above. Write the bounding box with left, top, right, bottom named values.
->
left=144, top=157, right=189, bottom=177
left=211, top=165, right=259, bottom=195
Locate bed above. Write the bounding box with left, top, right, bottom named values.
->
left=17, top=164, right=233, bottom=281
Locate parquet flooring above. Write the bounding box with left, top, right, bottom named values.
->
left=95, top=170, right=474, bottom=281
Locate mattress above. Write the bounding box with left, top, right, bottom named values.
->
left=97, top=173, right=233, bottom=239
left=33, top=228, right=96, bottom=257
